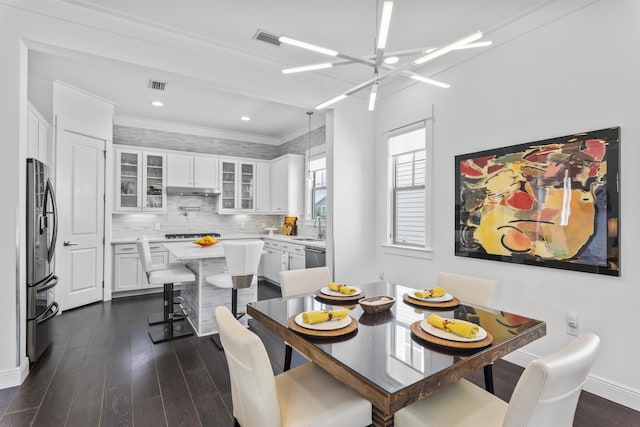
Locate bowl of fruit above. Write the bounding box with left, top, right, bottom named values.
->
left=194, top=235, right=218, bottom=247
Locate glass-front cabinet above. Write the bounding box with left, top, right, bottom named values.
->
left=219, top=158, right=255, bottom=213
left=115, top=148, right=166, bottom=213
left=143, top=153, right=166, bottom=211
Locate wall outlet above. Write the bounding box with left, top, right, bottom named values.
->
left=154, top=222, right=161, bottom=231
left=378, top=271, right=385, bottom=280
left=240, top=222, right=245, bottom=229
left=566, top=312, right=579, bottom=336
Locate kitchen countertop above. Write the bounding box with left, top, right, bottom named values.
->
left=111, top=233, right=326, bottom=249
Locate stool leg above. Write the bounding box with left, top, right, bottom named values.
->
left=284, top=344, right=293, bottom=372
left=484, top=363, right=495, bottom=394
left=148, top=283, right=193, bottom=343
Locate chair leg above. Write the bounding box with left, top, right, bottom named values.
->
left=284, top=344, right=293, bottom=372
left=484, top=363, right=495, bottom=394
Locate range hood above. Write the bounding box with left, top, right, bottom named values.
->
left=166, top=186, right=221, bottom=196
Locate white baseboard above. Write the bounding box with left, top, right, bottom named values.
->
left=503, top=350, right=640, bottom=412
left=0, top=358, right=29, bottom=390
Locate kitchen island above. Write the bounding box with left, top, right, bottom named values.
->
left=163, top=241, right=259, bottom=336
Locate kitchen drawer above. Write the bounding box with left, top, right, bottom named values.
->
left=279, top=242, right=305, bottom=255
left=264, top=239, right=281, bottom=250
left=114, top=242, right=165, bottom=254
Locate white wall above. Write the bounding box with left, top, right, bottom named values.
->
left=376, top=0, right=640, bottom=409
left=328, top=98, right=378, bottom=285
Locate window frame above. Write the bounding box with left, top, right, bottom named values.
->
left=384, top=118, right=433, bottom=255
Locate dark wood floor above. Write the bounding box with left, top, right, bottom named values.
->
left=0, top=282, right=637, bottom=427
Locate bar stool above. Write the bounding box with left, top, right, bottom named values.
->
left=137, top=237, right=196, bottom=343
left=205, top=240, right=264, bottom=349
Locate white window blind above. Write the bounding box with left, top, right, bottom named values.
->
left=390, top=127, right=426, bottom=247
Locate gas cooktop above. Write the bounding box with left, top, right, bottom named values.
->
left=165, top=232, right=221, bottom=239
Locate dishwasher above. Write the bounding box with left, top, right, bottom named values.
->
left=304, top=246, right=326, bottom=268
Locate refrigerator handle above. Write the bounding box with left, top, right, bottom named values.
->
left=44, top=178, right=59, bottom=263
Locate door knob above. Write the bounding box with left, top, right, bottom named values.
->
left=63, top=241, right=79, bottom=246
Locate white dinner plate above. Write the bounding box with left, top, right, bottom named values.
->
left=320, top=286, right=362, bottom=297
left=420, top=319, right=487, bottom=342
left=294, top=313, right=352, bottom=331
left=408, top=292, right=454, bottom=303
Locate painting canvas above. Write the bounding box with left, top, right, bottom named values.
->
left=455, top=127, right=620, bottom=276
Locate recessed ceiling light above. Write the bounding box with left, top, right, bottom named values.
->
left=241, top=116, right=251, bottom=121
left=383, top=56, right=399, bottom=65
left=150, top=100, right=164, bottom=107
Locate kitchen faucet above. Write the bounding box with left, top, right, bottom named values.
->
left=315, top=217, right=325, bottom=240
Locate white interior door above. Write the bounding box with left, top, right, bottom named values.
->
left=57, top=130, right=105, bottom=310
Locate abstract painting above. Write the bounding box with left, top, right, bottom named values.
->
left=455, top=127, right=620, bottom=276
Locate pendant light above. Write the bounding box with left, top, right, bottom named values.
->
left=306, top=111, right=314, bottom=183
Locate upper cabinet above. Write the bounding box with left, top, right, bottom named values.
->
left=115, top=148, right=166, bottom=212
left=219, top=159, right=256, bottom=214
left=255, top=161, right=271, bottom=214
left=270, top=154, right=304, bottom=214
left=167, top=153, right=219, bottom=190
left=27, top=102, right=49, bottom=163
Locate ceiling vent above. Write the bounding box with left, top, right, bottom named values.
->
left=253, top=29, right=281, bottom=46
left=148, top=80, right=167, bottom=91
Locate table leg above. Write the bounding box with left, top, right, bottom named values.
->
left=372, top=407, right=394, bottom=427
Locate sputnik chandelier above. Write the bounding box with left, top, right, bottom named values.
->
left=254, top=0, right=491, bottom=111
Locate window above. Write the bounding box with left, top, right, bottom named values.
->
left=388, top=120, right=432, bottom=248
left=310, top=156, right=326, bottom=218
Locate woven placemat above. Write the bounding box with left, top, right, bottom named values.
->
left=288, top=315, right=358, bottom=337
left=402, top=293, right=460, bottom=309
left=314, top=290, right=365, bottom=302
left=410, top=320, right=493, bottom=350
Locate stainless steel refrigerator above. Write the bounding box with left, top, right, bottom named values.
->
left=26, top=158, right=59, bottom=362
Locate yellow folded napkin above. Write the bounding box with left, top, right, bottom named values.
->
left=427, top=313, right=479, bottom=338
left=328, top=282, right=357, bottom=295
left=414, top=287, right=446, bottom=299
left=302, top=309, right=349, bottom=325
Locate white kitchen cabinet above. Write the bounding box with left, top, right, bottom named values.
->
left=262, top=240, right=282, bottom=284
left=167, top=153, right=219, bottom=189
left=27, top=102, right=49, bottom=163
left=113, top=242, right=168, bottom=293
left=280, top=242, right=306, bottom=272
left=219, top=158, right=256, bottom=214
left=115, top=148, right=167, bottom=212
left=270, top=154, right=304, bottom=214
left=255, top=161, right=271, bottom=213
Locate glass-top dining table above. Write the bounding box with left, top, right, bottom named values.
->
left=247, top=280, right=546, bottom=427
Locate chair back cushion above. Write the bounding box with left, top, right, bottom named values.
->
left=279, top=266, right=331, bottom=298
left=136, top=236, right=153, bottom=273
left=504, top=333, right=600, bottom=427
left=437, top=272, right=499, bottom=308
left=223, top=240, right=265, bottom=276
left=215, top=306, right=282, bottom=427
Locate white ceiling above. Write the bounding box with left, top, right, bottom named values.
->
left=28, top=0, right=552, bottom=143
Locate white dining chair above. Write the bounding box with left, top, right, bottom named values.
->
left=438, top=271, right=499, bottom=392
left=215, top=306, right=372, bottom=427
left=279, top=266, right=331, bottom=371
left=438, top=271, right=499, bottom=309
left=395, top=332, right=600, bottom=427
left=136, top=236, right=196, bottom=343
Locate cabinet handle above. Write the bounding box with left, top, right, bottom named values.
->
left=120, top=247, right=135, bottom=251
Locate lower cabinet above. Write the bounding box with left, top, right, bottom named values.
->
left=113, top=243, right=168, bottom=293
left=262, top=240, right=282, bottom=284
left=262, top=239, right=306, bottom=285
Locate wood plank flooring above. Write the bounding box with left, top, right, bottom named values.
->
left=0, top=282, right=637, bottom=427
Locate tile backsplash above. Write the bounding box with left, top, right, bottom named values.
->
left=112, top=194, right=322, bottom=239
